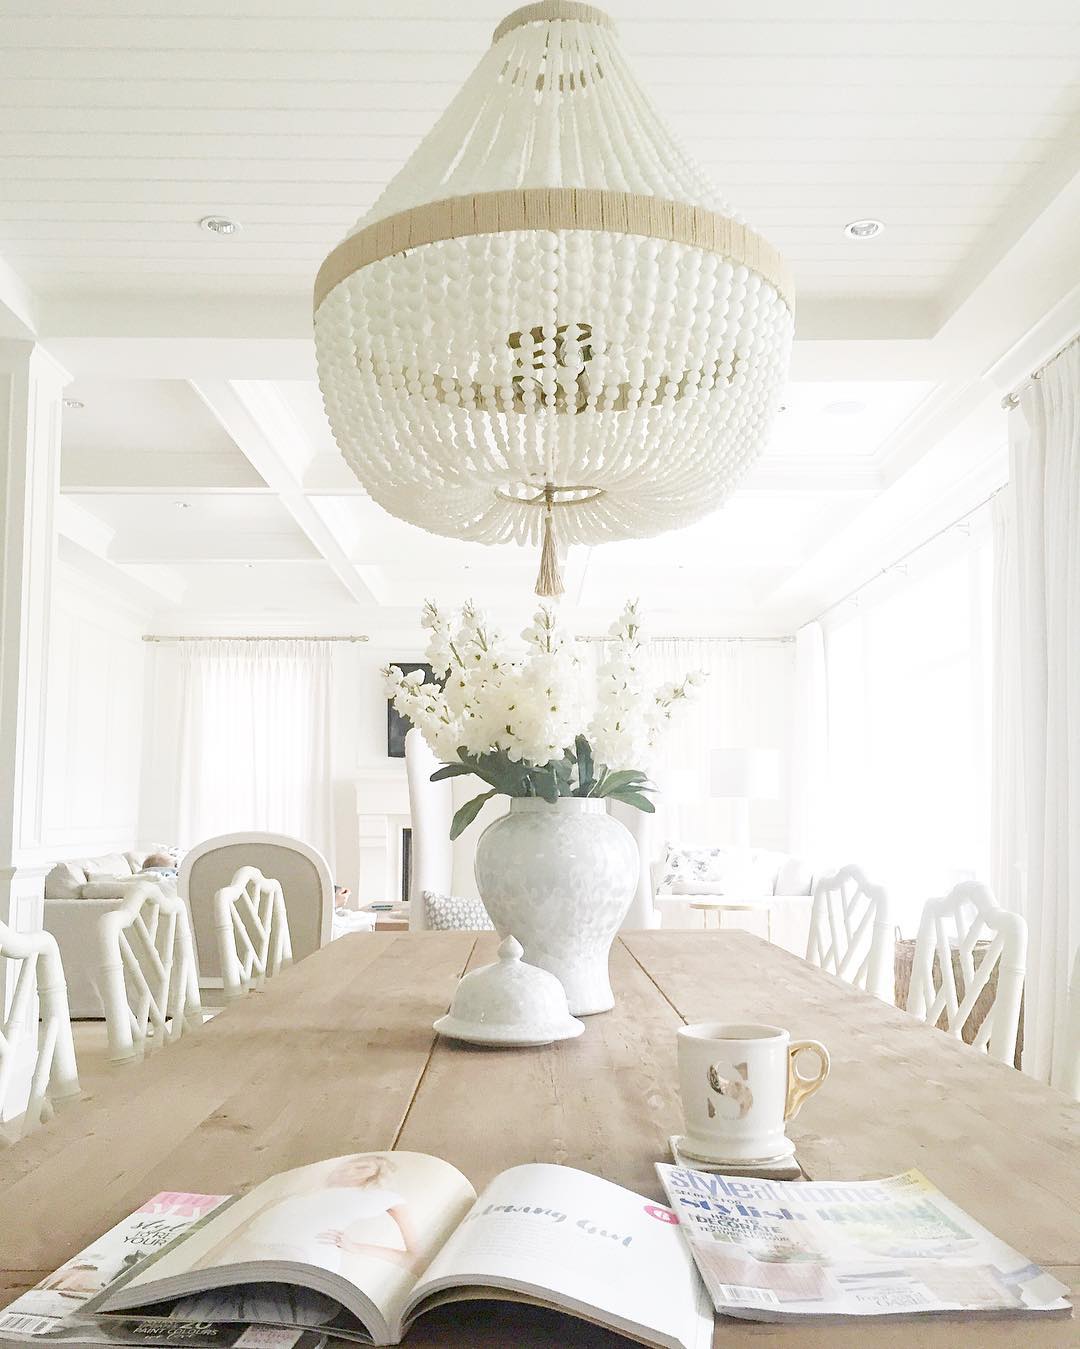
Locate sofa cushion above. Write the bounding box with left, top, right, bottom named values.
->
left=422, top=890, right=495, bottom=932
left=669, top=879, right=735, bottom=896
left=45, top=861, right=88, bottom=900
left=80, top=875, right=178, bottom=902
left=83, top=853, right=133, bottom=881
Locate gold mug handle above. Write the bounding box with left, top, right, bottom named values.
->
left=785, top=1040, right=830, bottom=1120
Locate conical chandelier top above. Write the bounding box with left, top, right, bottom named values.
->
left=314, top=1, right=793, bottom=595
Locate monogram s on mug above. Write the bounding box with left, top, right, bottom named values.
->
left=676, top=1022, right=830, bottom=1165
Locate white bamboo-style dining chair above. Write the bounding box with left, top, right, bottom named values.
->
left=906, top=882, right=1027, bottom=1065
left=805, top=865, right=895, bottom=1002
left=96, top=882, right=203, bottom=1064
left=0, top=921, right=80, bottom=1140
left=213, top=866, right=293, bottom=1001
left=180, top=832, right=331, bottom=990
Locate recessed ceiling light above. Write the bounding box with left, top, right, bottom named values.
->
left=824, top=399, right=866, bottom=416
left=62, top=397, right=84, bottom=409
left=174, top=500, right=192, bottom=510
left=198, top=215, right=241, bottom=236
left=844, top=219, right=884, bottom=240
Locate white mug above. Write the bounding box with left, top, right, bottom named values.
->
left=677, top=1022, right=830, bottom=1163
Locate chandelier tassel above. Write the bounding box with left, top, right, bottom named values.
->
left=535, top=487, right=565, bottom=598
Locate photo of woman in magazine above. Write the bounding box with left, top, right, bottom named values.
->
left=189, top=1155, right=423, bottom=1278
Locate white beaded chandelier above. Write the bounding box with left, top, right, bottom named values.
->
left=314, top=0, right=794, bottom=595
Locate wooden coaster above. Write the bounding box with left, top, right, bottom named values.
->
left=668, top=1135, right=804, bottom=1180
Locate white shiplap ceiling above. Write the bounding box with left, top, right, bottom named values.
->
left=4, top=0, right=1079, bottom=633
left=2, top=0, right=1078, bottom=309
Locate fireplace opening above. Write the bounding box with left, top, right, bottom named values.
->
left=401, top=827, right=412, bottom=903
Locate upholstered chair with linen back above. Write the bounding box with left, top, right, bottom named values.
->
left=180, top=832, right=331, bottom=990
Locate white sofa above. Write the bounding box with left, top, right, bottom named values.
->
left=650, top=845, right=819, bottom=956
left=43, top=848, right=178, bottom=1018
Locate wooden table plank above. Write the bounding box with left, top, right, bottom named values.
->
left=0, top=932, right=476, bottom=1272
left=396, top=934, right=686, bottom=1197
left=622, top=930, right=1080, bottom=1266
left=1, top=929, right=1077, bottom=1348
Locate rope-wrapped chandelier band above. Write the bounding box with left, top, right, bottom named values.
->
left=492, top=1, right=616, bottom=44
left=313, top=0, right=795, bottom=596
left=314, top=189, right=794, bottom=315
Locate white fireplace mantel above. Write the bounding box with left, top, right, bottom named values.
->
left=355, top=764, right=411, bottom=905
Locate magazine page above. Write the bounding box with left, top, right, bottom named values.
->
left=97, top=1153, right=477, bottom=1346
left=0, top=1192, right=321, bottom=1348
left=657, top=1165, right=1072, bottom=1321
left=400, top=1164, right=713, bottom=1349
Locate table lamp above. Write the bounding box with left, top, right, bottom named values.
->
left=710, top=748, right=781, bottom=848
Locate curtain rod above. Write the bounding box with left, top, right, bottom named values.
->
left=142, top=635, right=369, bottom=643
left=574, top=634, right=794, bottom=644
left=1001, top=330, right=1079, bottom=410
left=811, top=485, right=1006, bottom=626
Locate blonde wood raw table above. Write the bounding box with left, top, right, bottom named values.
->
left=0, top=930, right=1076, bottom=1347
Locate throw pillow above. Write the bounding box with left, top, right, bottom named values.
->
left=44, top=861, right=87, bottom=900
left=659, top=845, right=734, bottom=892
left=423, top=890, right=495, bottom=932
left=775, top=856, right=813, bottom=896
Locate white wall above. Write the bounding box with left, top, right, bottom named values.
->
left=41, top=563, right=148, bottom=858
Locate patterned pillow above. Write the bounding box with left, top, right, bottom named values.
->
left=660, top=846, right=734, bottom=892
left=422, top=890, right=496, bottom=932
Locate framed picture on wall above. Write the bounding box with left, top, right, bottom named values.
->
left=387, top=661, right=435, bottom=758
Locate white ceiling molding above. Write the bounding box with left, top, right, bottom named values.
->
left=190, top=378, right=381, bottom=607
left=0, top=254, right=39, bottom=340
left=55, top=500, right=187, bottom=609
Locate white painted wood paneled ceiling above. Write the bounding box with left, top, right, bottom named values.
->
left=3, top=0, right=1080, bottom=635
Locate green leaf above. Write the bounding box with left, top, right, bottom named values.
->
left=574, top=735, right=594, bottom=794
left=532, top=768, right=560, bottom=804
left=609, top=788, right=656, bottom=813
left=429, top=763, right=476, bottom=782
left=449, top=789, right=498, bottom=840
left=594, top=769, right=651, bottom=796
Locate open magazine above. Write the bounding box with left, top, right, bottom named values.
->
left=10, top=1153, right=713, bottom=1349
left=657, top=1164, right=1072, bottom=1321
left=0, top=1192, right=324, bottom=1349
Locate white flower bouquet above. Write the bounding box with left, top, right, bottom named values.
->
left=384, top=600, right=704, bottom=839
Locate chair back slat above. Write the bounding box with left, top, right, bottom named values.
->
left=806, top=865, right=894, bottom=1001
left=96, top=883, right=202, bottom=1064
left=213, top=867, right=293, bottom=1001
left=0, top=920, right=80, bottom=1140
left=907, top=882, right=1026, bottom=1065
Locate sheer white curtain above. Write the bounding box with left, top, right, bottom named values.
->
left=582, top=638, right=795, bottom=854
left=790, top=623, right=829, bottom=862
left=818, top=524, right=994, bottom=934
left=177, top=640, right=334, bottom=866
left=994, top=339, right=1080, bottom=1087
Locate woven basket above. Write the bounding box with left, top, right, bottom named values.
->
left=894, top=938, right=1023, bottom=1069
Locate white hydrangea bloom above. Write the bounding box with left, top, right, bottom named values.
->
left=385, top=599, right=703, bottom=789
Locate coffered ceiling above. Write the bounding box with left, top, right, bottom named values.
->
left=3, top=0, right=1079, bottom=635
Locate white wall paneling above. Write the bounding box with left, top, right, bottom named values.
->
left=41, top=564, right=148, bottom=854
left=0, top=339, right=67, bottom=1119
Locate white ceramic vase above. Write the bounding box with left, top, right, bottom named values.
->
left=474, top=797, right=638, bottom=1016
